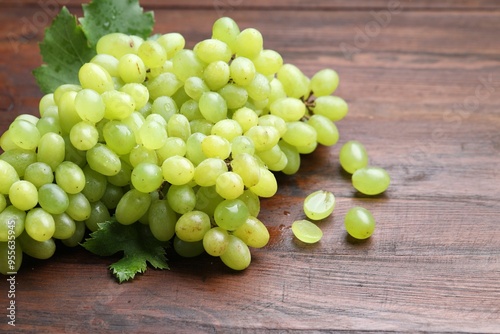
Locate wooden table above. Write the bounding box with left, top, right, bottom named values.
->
left=1, top=1, right=499, bottom=332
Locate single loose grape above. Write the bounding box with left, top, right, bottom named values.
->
left=303, top=190, right=335, bottom=221
left=344, top=206, right=376, bottom=239
left=339, top=140, right=369, bottom=174
left=352, top=166, right=390, bottom=195
left=291, top=220, right=323, bottom=244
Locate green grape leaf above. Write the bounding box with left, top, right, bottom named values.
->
left=81, top=219, right=169, bottom=283
left=33, top=7, right=96, bottom=94
left=80, top=0, right=155, bottom=48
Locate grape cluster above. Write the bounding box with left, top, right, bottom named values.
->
left=0, top=17, right=349, bottom=274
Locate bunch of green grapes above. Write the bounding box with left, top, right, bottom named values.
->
left=0, top=17, right=350, bottom=274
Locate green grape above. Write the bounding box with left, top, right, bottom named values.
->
left=171, top=49, right=205, bottom=82
left=307, top=114, right=339, bottom=146
left=291, top=220, right=323, bottom=244
left=115, top=189, right=151, bottom=225
left=190, top=119, right=213, bottom=136
left=0, top=206, right=25, bottom=241
left=220, top=235, right=251, bottom=270
left=0, top=240, right=22, bottom=275
left=231, top=135, right=255, bottom=156
left=303, top=190, right=335, bottom=221
left=201, top=135, right=231, bottom=159
left=166, top=184, right=196, bottom=214
left=131, top=162, right=163, bottom=193
left=78, top=63, right=114, bottom=94
left=0, top=148, right=36, bottom=177
left=96, top=33, right=140, bottom=58
left=268, top=77, right=287, bottom=104
left=193, top=158, right=228, bottom=187
left=211, top=119, right=242, bottom=142
left=269, top=97, right=306, bottom=122
left=61, top=221, right=86, bottom=247
left=195, top=186, right=224, bottom=217
left=249, top=167, right=277, bottom=198
left=146, top=72, right=183, bottom=100
left=180, top=100, right=202, bottom=121
left=175, top=210, right=211, bottom=242
left=86, top=143, right=122, bottom=176
left=37, top=132, right=65, bottom=170
left=63, top=135, right=87, bottom=167
left=39, top=93, right=56, bottom=115
left=257, top=145, right=284, bottom=167
left=237, top=189, right=261, bottom=217
left=212, top=16, right=240, bottom=51
left=277, top=64, right=310, bottom=99
left=232, top=216, right=269, bottom=248
left=17, top=232, right=55, bottom=260
left=138, top=40, right=167, bottom=68
left=84, top=201, right=110, bottom=232
left=267, top=151, right=288, bottom=172
left=215, top=171, right=245, bottom=200
left=81, top=165, right=107, bottom=202
left=8, top=119, right=40, bottom=150
left=38, top=184, right=69, bottom=215
left=120, top=83, right=149, bottom=111
left=352, top=167, right=390, bottom=195
left=232, top=107, right=258, bottom=133
left=161, top=156, right=194, bottom=185
left=296, top=141, right=318, bottom=154
left=52, top=212, right=76, bottom=239
left=102, top=90, right=136, bottom=120
left=258, top=115, right=287, bottom=137
left=230, top=56, right=256, bottom=86
left=156, top=137, right=187, bottom=162
left=218, top=83, right=248, bottom=109
left=25, top=208, right=55, bottom=242
left=55, top=161, right=86, bottom=194
left=58, top=91, right=83, bottom=135
left=54, top=84, right=81, bottom=105
left=103, top=120, right=136, bottom=155
left=245, top=125, right=280, bottom=152
left=100, top=183, right=124, bottom=209
left=148, top=199, right=177, bottom=241
left=74, top=89, right=105, bottom=123
left=139, top=119, right=168, bottom=150
left=91, top=54, right=120, bottom=77
left=36, top=115, right=62, bottom=137
left=234, top=28, right=263, bottom=59
left=173, top=236, right=205, bottom=258
left=107, top=159, right=132, bottom=186
left=230, top=153, right=261, bottom=188
left=9, top=180, right=37, bottom=211
left=282, top=121, right=317, bottom=148
left=23, top=162, right=53, bottom=189
left=279, top=140, right=301, bottom=175
left=0, top=194, right=5, bottom=213
left=184, top=76, right=210, bottom=101
left=69, top=121, right=99, bottom=151
left=194, top=38, right=232, bottom=63
left=203, top=227, right=229, bottom=256
left=310, top=68, right=340, bottom=97
left=252, top=49, right=283, bottom=76
left=0, top=160, right=20, bottom=195
left=246, top=73, right=271, bottom=101
left=129, top=145, right=158, bottom=167
left=151, top=96, right=178, bottom=122
left=186, top=133, right=207, bottom=165
left=313, top=96, right=348, bottom=121
left=339, top=140, right=369, bottom=174
left=203, top=60, right=230, bottom=91
left=156, top=32, right=185, bottom=59
left=66, top=193, right=91, bottom=221
left=344, top=206, right=376, bottom=239
left=199, top=92, right=228, bottom=123
left=214, top=199, right=249, bottom=231
left=0, top=132, right=22, bottom=152
left=167, top=114, right=191, bottom=141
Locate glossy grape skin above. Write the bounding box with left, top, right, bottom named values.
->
left=291, top=220, right=323, bottom=244
left=203, top=227, right=229, bottom=256
left=220, top=235, right=251, bottom=270
left=303, top=190, right=335, bottom=221
left=344, top=207, right=376, bottom=239
left=352, top=167, right=390, bottom=195
left=214, top=199, right=249, bottom=231
left=339, top=140, right=369, bottom=174
left=232, top=216, right=270, bottom=248
left=115, top=189, right=152, bottom=225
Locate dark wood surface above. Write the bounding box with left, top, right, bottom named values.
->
left=1, top=1, right=499, bottom=333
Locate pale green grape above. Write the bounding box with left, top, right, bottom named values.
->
left=0, top=240, right=22, bottom=275
left=8, top=119, right=40, bottom=150
left=257, top=145, right=284, bottom=167
left=171, top=49, right=205, bottom=82
left=86, top=143, right=122, bottom=176
left=230, top=56, right=256, bottom=86
left=193, top=158, right=228, bottom=187
left=215, top=171, right=244, bottom=200
left=175, top=210, right=211, bottom=242
left=167, top=114, right=191, bottom=141
left=9, top=180, right=37, bottom=211
left=199, top=92, right=227, bottom=123
left=218, top=83, right=248, bottom=109
left=252, top=49, right=283, bottom=76
left=277, top=64, right=309, bottom=99
left=58, top=91, right=83, bottom=135
left=39, top=93, right=56, bottom=116
left=173, top=236, right=205, bottom=258
left=214, top=199, right=249, bottom=231
left=203, top=227, right=229, bottom=256
left=129, top=145, right=158, bottom=167
left=211, top=119, right=242, bottom=142
left=78, top=63, right=114, bottom=94
left=96, top=33, right=140, bottom=58
left=52, top=212, right=77, bottom=239
left=156, top=137, right=187, bottom=162
left=303, top=190, right=335, bottom=221
left=23, top=162, right=53, bottom=188
left=0, top=160, right=20, bottom=195
left=54, top=84, right=81, bottom=105
left=201, top=135, right=231, bottom=159
left=203, top=60, right=230, bottom=91
left=161, top=155, right=194, bottom=185
left=38, top=183, right=69, bottom=215
left=66, top=193, right=91, bottom=221
left=296, top=141, right=318, bottom=155
left=139, top=119, right=168, bottom=150
left=74, top=89, right=105, bottom=123
left=231, top=152, right=262, bottom=187
left=339, top=140, right=369, bottom=174
left=258, top=115, right=287, bottom=137
left=166, top=184, right=196, bottom=214
left=100, top=183, right=124, bottom=209
left=186, top=133, right=207, bottom=166
left=69, top=121, right=99, bottom=151
left=267, top=150, right=288, bottom=172
left=307, top=114, right=339, bottom=146
left=64, top=136, right=87, bottom=167
left=115, top=189, right=151, bottom=225
left=212, top=17, right=240, bottom=50
left=156, top=32, right=185, bottom=59
left=282, top=121, right=317, bottom=148
left=270, top=97, right=306, bottom=122
left=234, top=28, right=263, bottom=59
left=131, top=162, right=163, bottom=193
left=146, top=72, right=183, bottom=100
left=244, top=125, right=280, bottom=152
left=237, top=190, right=261, bottom=217
left=246, top=73, right=271, bottom=101
left=195, top=185, right=224, bottom=217
left=25, top=208, right=55, bottom=242
left=268, top=77, right=287, bottom=104
left=18, top=232, right=55, bottom=260
left=102, top=90, right=136, bottom=120
left=0, top=206, right=25, bottom=241
left=189, top=119, right=213, bottom=136
left=0, top=148, right=36, bottom=177
left=36, top=132, right=65, bottom=170
left=220, top=235, right=251, bottom=270
left=352, top=167, right=390, bottom=195
left=313, top=96, right=348, bottom=121
left=138, top=40, right=167, bottom=68
left=232, top=107, right=258, bottom=133
left=81, top=165, right=107, bottom=202
left=231, top=135, right=255, bottom=156
left=83, top=201, right=110, bottom=232
left=151, top=96, right=178, bottom=122
left=291, top=220, right=323, bottom=244
left=36, top=115, right=62, bottom=137
left=344, top=206, right=376, bottom=239
left=107, top=159, right=132, bottom=186
left=184, top=76, right=210, bottom=101
left=279, top=141, right=300, bottom=175
left=55, top=161, right=85, bottom=194
left=102, top=120, right=135, bottom=155
left=180, top=100, right=202, bottom=121
left=91, top=54, right=120, bottom=77
left=310, top=68, right=339, bottom=97
left=0, top=194, right=5, bottom=213
left=232, top=216, right=269, bottom=248
left=194, top=38, right=232, bottom=64
left=120, top=83, right=149, bottom=111
left=249, top=167, right=277, bottom=198
left=148, top=199, right=177, bottom=241
left=61, top=221, right=86, bottom=247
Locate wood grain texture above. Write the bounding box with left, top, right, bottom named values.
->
left=1, top=1, right=499, bottom=333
